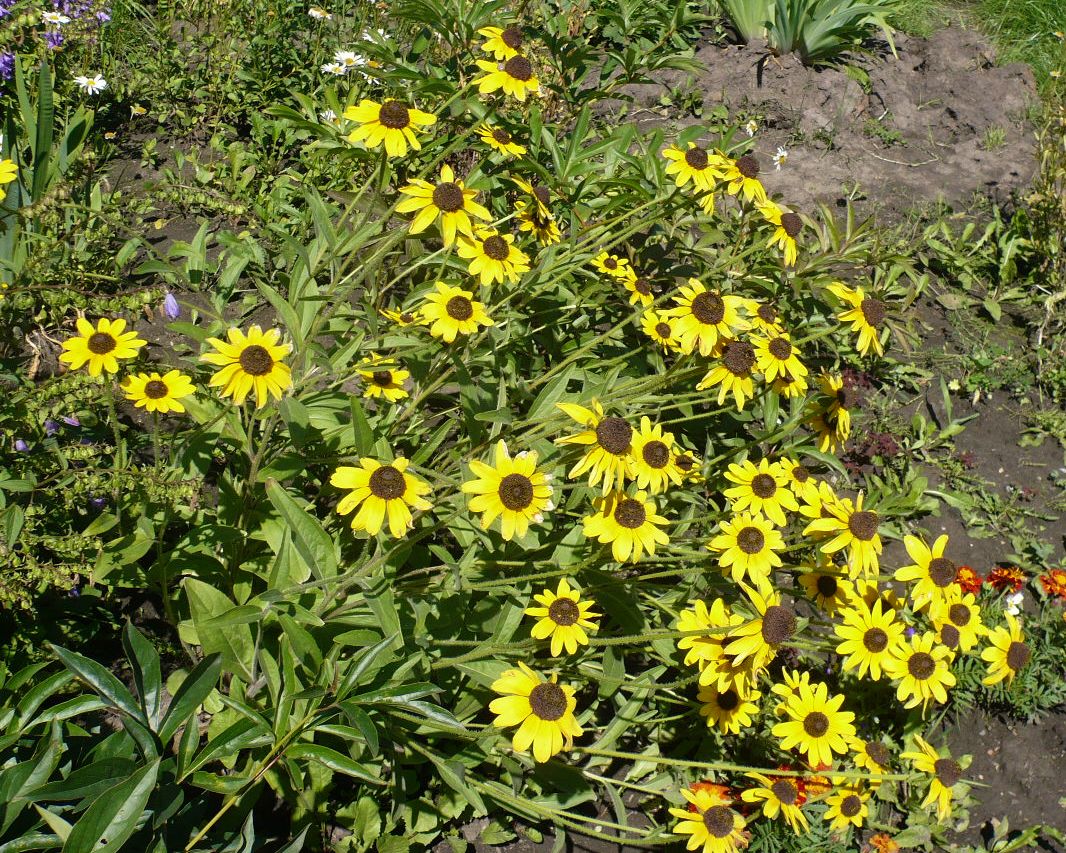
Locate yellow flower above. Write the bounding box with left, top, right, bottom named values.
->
left=666, top=279, right=748, bottom=356
left=780, top=457, right=819, bottom=504
left=420, top=282, right=494, bottom=343
left=698, top=684, right=761, bottom=734
left=461, top=439, right=553, bottom=541
left=802, top=492, right=882, bottom=578
left=641, top=309, right=680, bottom=350
left=662, top=143, right=727, bottom=193
left=853, top=739, right=892, bottom=780
left=929, top=590, right=985, bottom=654
left=723, top=458, right=798, bottom=527
left=515, top=199, right=561, bottom=245
left=745, top=299, right=783, bottom=335
left=741, top=773, right=809, bottom=835
left=357, top=353, right=409, bottom=402
left=121, top=370, right=195, bottom=414
left=724, top=586, right=798, bottom=671
left=59, top=317, right=146, bottom=377
left=330, top=456, right=432, bottom=538
left=477, top=123, right=527, bottom=156
left=707, top=513, right=783, bottom=592
left=474, top=55, right=540, bottom=101
left=620, top=268, right=655, bottom=306
left=884, top=631, right=956, bottom=709
left=771, top=680, right=856, bottom=767
left=827, top=282, right=886, bottom=356
left=489, top=662, right=582, bottom=762
left=524, top=578, right=600, bottom=655
left=343, top=98, right=437, bottom=158
left=511, top=175, right=552, bottom=218
left=581, top=489, right=669, bottom=563
left=823, top=780, right=870, bottom=831
left=980, top=612, right=1030, bottom=685
left=669, top=786, right=748, bottom=853
left=457, top=228, right=530, bottom=286
left=753, top=332, right=807, bottom=385
left=590, top=251, right=631, bottom=279
left=797, top=566, right=854, bottom=615
left=722, top=154, right=767, bottom=203
left=697, top=339, right=759, bottom=411
left=758, top=200, right=802, bottom=266
left=834, top=598, right=905, bottom=680
left=555, top=401, right=635, bottom=494
left=380, top=307, right=426, bottom=327
left=396, top=164, right=490, bottom=246
left=901, top=736, right=965, bottom=822
left=629, top=416, right=683, bottom=494
left=201, top=325, right=291, bottom=409
left=0, top=158, right=17, bottom=202
left=895, top=534, right=959, bottom=609
left=476, top=24, right=524, bottom=60
left=677, top=598, right=743, bottom=682
left=674, top=449, right=703, bottom=483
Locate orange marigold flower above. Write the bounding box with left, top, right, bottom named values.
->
left=987, top=566, right=1024, bottom=593
left=1039, top=568, right=1066, bottom=600
left=800, top=769, right=831, bottom=798
left=687, top=780, right=733, bottom=809
left=955, top=565, right=983, bottom=596
left=867, top=833, right=900, bottom=853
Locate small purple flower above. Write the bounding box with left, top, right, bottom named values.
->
left=62, top=415, right=80, bottom=427
left=0, top=51, right=14, bottom=82
left=163, top=292, right=180, bottom=320
left=96, top=8, right=110, bottom=21
left=89, top=496, right=107, bottom=510
left=14, top=439, right=28, bottom=452
left=904, top=626, right=916, bottom=639
left=44, top=419, right=60, bottom=436
left=43, top=30, right=64, bottom=50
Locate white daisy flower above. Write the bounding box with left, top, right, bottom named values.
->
left=73, top=74, right=108, bottom=95
left=42, top=11, right=71, bottom=24
left=308, top=5, right=332, bottom=18
left=772, top=146, right=789, bottom=170
left=743, top=119, right=758, bottom=137
left=319, top=108, right=339, bottom=125
left=320, top=62, right=346, bottom=75
left=1005, top=590, right=1024, bottom=617
left=334, top=50, right=366, bottom=68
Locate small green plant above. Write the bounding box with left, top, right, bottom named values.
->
left=981, top=125, right=1007, bottom=150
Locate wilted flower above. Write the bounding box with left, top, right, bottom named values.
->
left=308, top=5, right=332, bottom=18
left=743, top=119, right=758, bottom=136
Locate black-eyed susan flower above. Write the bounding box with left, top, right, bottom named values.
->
left=420, top=282, right=494, bottom=343
left=582, top=490, right=669, bottom=563
left=771, top=680, right=856, bottom=767
left=725, top=586, right=798, bottom=670
left=798, top=479, right=842, bottom=523
left=707, top=513, right=783, bottom=591
left=854, top=739, right=892, bottom=778
left=770, top=668, right=812, bottom=708
left=740, top=773, right=809, bottom=835
left=474, top=55, right=540, bottom=101
left=489, top=662, right=582, bottom=762
left=802, top=492, right=882, bottom=578
left=834, top=598, right=905, bottom=680
left=901, top=736, right=965, bottom=821
left=60, top=317, right=146, bottom=377
left=772, top=370, right=809, bottom=398
left=478, top=123, right=527, bottom=156
left=698, top=190, right=717, bottom=217
left=511, top=176, right=552, bottom=218
left=457, top=228, right=530, bottom=286
left=201, top=325, right=292, bottom=409
left=662, top=142, right=727, bottom=193
left=758, top=201, right=803, bottom=266
left=380, top=307, right=425, bottom=327
left=525, top=579, right=600, bottom=655
left=620, top=269, right=655, bottom=307
left=515, top=200, right=561, bottom=245
left=746, top=300, right=783, bottom=336
left=461, top=439, right=553, bottom=541
left=980, top=612, right=1030, bottom=685
left=895, top=533, right=959, bottom=609
left=723, top=154, right=766, bottom=203
left=780, top=457, right=819, bottom=504
left=555, top=401, right=635, bottom=494
left=796, top=563, right=854, bottom=614
left=669, top=786, right=748, bottom=853
left=396, top=164, right=490, bottom=246
left=828, top=282, right=886, bottom=356
left=674, top=449, right=703, bottom=483
left=666, top=279, right=748, bottom=356
left=677, top=598, right=744, bottom=684
left=753, top=332, right=807, bottom=385
left=630, top=416, right=682, bottom=494
left=121, top=370, right=195, bottom=414
left=823, top=781, right=869, bottom=831
left=698, top=685, right=761, bottom=735
left=929, top=590, right=984, bottom=653
left=723, top=459, right=798, bottom=527
left=477, top=24, right=523, bottom=60
left=344, top=98, right=436, bottom=158
left=331, top=456, right=432, bottom=538
left=357, top=353, right=409, bottom=402
left=697, top=339, right=759, bottom=411
left=884, top=631, right=956, bottom=709
left=641, top=309, right=680, bottom=350
left=591, top=250, right=631, bottom=279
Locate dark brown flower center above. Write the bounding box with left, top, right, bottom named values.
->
left=613, top=498, right=647, bottom=529
left=528, top=682, right=567, bottom=721
left=498, top=473, right=534, bottom=510
left=736, top=526, right=765, bottom=555
left=595, top=417, right=632, bottom=454
left=690, top=291, right=725, bottom=325
left=143, top=380, right=169, bottom=399
left=504, top=55, right=533, bottom=81
left=949, top=603, right=972, bottom=626
left=1006, top=641, right=1030, bottom=671
left=791, top=465, right=810, bottom=483
left=803, top=711, right=829, bottom=737
left=860, top=297, right=886, bottom=327
left=685, top=146, right=710, bottom=169
left=702, top=806, right=734, bottom=838
left=768, top=337, right=792, bottom=360
left=715, top=689, right=740, bottom=710
left=780, top=212, right=802, bottom=237
left=940, top=625, right=960, bottom=649
left=934, top=758, right=962, bottom=788
left=762, top=605, right=796, bottom=644
left=840, top=795, right=862, bottom=817
left=87, top=331, right=117, bottom=355
left=907, top=651, right=936, bottom=680
left=816, top=575, right=838, bottom=597
left=482, top=235, right=510, bottom=260
left=633, top=277, right=652, bottom=295
left=757, top=303, right=778, bottom=323
left=771, top=779, right=798, bottom=805
left=722, top=340, right=756, bottom=376
left=865, top=741, right=890, bottom=768
left=501, top=24, right=523, bottom=49
left=736, top=154, right=759, bottom=178
left=751, top=473, right=777, bottom=498
left=239, top=344, right=274, bottom=376
left=641, top=440, right=670, bottom=469
left=863, top=627, right=888, bottom=653
left=928, top=557, right=958, bottom=587
left=492, top=127, right=512, bottom=144
left=372, top=370, right=394, bottom=387
left=847, top=510, right=879, bottom=541
left=400, top=312, right=415, bottom=323
left=675, top=454, right=694, bottom=471
left=548, top=596, right=579, bottom=626
left=532, top=185, right=550, bottom=206
left=368, top=465, right=406, bottom=500
left=432, top=181, right=464, bottom=212
left=603, top=257, right=618, bottom=270
left=378, top=100, right=411, bottom=129
left=446, top=296, right=474, bottom=321
left=655, top=322, right=672, bottom=339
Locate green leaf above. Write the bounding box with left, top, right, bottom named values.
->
left=285, top=744, right=380, bottom=784
left=61, top=759, right=160, bottom=853
left=158, top=654, right=221, bottom=744
left=31, top=62, right=54, bottom=203
left=24, top=758, right=137, bottom=803
left=0, top=723, right=63, bottom=833
left=182, top=718, right=273, bottom=778
left=32, top=807, right=71, bottom=843
left=183, top=579, right=255, bottom=682
left=49, top=646, right=149, bottom=728
left=121, top=623, right=162, bottom=730
left=265, top=479, right=338, bottom=580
